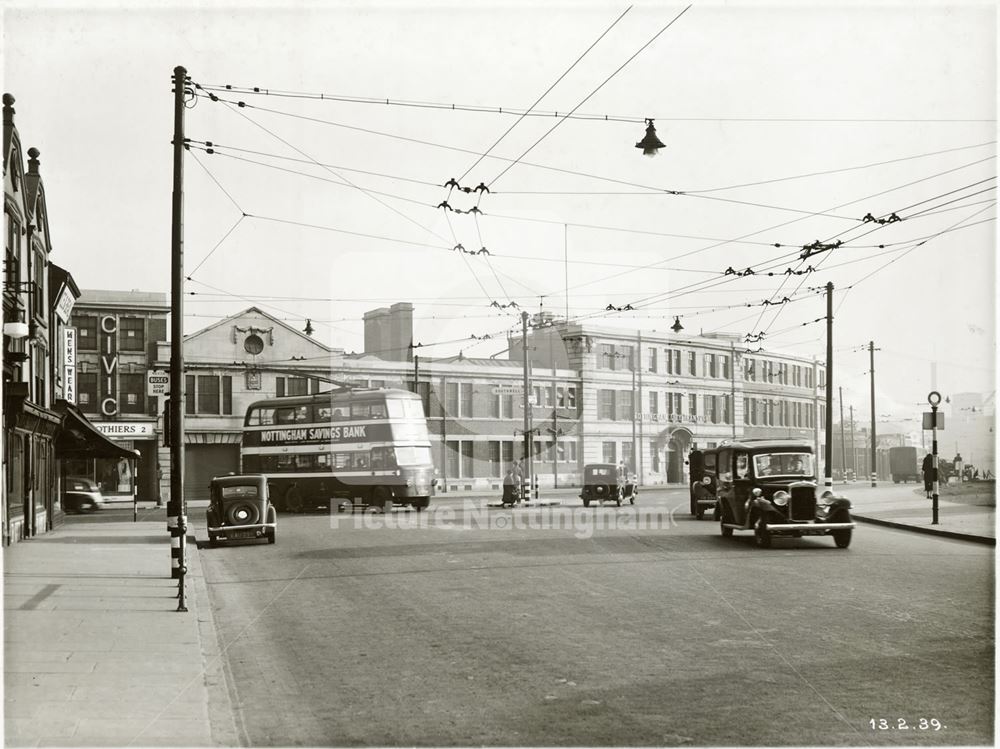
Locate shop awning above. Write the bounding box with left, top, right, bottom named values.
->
left=54, top=400, right=141, bottom=460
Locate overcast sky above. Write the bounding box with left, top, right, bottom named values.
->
left=4, top=0, right=996, bottom=423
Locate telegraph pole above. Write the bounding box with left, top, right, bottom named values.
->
left=412, top=354, right=419, bottom=394
left=521, top=311, right=532, bottom=489
left=849, top=405, right=856, bottom=479
left=824, top=282, right=833, bottom=489
left=839, top=386, right=847, bottom=484
left=637, top=331, right=644, bottom=486
left=869, top=340, right=878, bottom=486
left=169, top=66, right=188, bottom=609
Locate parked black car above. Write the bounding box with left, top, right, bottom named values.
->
left=207, top=474, right=276, bottom=545
left=579, top=463, right=637, bottom=507
left=713, top=440, right=854, bottom=548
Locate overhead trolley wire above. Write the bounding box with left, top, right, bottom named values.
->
left=487, top=4, right=692, bottom=188
left=458, top=5, right=632, bottom=182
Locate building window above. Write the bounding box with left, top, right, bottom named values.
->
left=566, top=386, right=577, bottom=409
left=648, top=347, right=657, bottom=373
left=598, top=389, right=615, bottom=420
left=621, top=442, right=633, bottom=470
left=198, top=375, right=220, bottom=414
left=120, top=373, right=146, bottom=414
left=186, top=375, right=233, bottom=415
left=461, top=383, right=473, bottom=417
left=744, top=359, right=756, bottom=382
left=724, top=394, right=732, bottom=424
left=446, top=382, right=459, bottom=416
left=32, top=251, right=44, bottom=318
left=77, top=316, right=98, bottom=351
left=720, top=355, right=729, bottom=380
left=120, top=317, right=145, bottom=352
left=687, top=351, right=696, bottom=376
left=78, top=372, right=97, bottom=410
left=707, top=395, right=719, bottom=424
left=704, top=353, right=716, bottom=378
left=461, top=441, right=474, bottom=478
left=665, top=348, right=681, bottom=375
left=649, top=390, right=658, bottom=415
left=650, top=443, right=660, bottom=473
left=689, top=394, right=698, bottom=419
left=489, top=441, right=502, bottom=477
left=616, top=390, right=633, bottom=421
left=446, top=440, right=460, bottom=477
left=602, top=441, right=616, bottom=464
left=599, top=343, right=615, bottom=370
left=275, top=376, right=308, bottom=397
left=502, top=440, right=514, bottom=467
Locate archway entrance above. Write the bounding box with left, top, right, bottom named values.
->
left=657, top=427, right=692, bottom=484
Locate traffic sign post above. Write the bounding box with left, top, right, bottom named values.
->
left=928, top=391, right=941, bottom=524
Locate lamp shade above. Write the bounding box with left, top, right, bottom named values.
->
left=3, top=321, right=29, bottom=339
left=671, top=316, right=684, bottom=333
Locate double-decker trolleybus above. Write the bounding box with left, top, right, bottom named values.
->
left=241, top=387, right=435, bottom=513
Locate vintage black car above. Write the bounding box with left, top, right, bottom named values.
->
left=207, top=474, right=276, bottom=546
left=63, top=476, right=105, bottom=514
left=580, top=463, right=637, bottom=507
left=712, top=440, right=854, bottom=548
left=688, top=448, right=719, bottom=519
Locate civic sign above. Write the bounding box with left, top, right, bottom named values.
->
left=147, top=370, right=169, bottom=396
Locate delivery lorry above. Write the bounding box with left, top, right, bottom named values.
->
left=889, top=446, right=920, bottom=483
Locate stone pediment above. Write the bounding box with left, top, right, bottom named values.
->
left=184, top=307, right=335, bottom=366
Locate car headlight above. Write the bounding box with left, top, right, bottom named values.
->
left=773, top=490, right=789, bottom=507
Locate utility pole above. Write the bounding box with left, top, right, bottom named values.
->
left=869, top=340, right=878, bottom=487
left=824, top=282, right=833, bottom=489
left=169, top=66, right=188, bottom=609
left=849, top=405, right=856, bottom=479
left=521, top=311, right=532, bottom=489
left=730, top=342, right=738, bottom=439
left=631, top=346, right=637, bottom=479
left=839, top=386, right=847, bottom=484
left=637, top=331, right=644, bottom=485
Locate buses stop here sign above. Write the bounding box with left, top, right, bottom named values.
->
left=147, top=370, right=169, bottom=396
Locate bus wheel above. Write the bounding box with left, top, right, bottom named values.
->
left=285, top=487, right=304, bottom=513
left=372, top=487, right=393, bottom=513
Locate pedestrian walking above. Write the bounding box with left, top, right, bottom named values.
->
left=512, top=459, right=524, bottom=502
left=921, top=453, right=934, bottom=498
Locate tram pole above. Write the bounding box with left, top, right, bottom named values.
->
left=824, top=282, right=833, bottom=489
left=869, top=341, right=878, bottom=487
left=169, top=66, right=188, bottom=608
left=521, top=311, right=532, bottom=493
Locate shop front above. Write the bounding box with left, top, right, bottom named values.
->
left=54, top=401, right=141, bottom=506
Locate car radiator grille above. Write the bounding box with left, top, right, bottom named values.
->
left=789, top=487, right=817, bottom=521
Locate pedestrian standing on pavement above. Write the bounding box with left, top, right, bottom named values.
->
left=156, top=463, right=164, bottom=507
left=922, top=453, right=934, bottom=498
left=513, top=459, right=524, bottom=501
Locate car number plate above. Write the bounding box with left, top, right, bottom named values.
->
left=227, top=529, right=256, bottom=540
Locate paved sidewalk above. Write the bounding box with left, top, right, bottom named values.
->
left=836, top=482, right=995, bottom=545
left=3, top=517, right=238, bottom=747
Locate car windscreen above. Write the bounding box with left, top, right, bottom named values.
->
left=220, top=485, right=260, bottom=499
left=753, top=452, right=814, bottom=478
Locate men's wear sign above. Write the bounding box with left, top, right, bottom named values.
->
left=63, top=328, right=77, bottom=404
